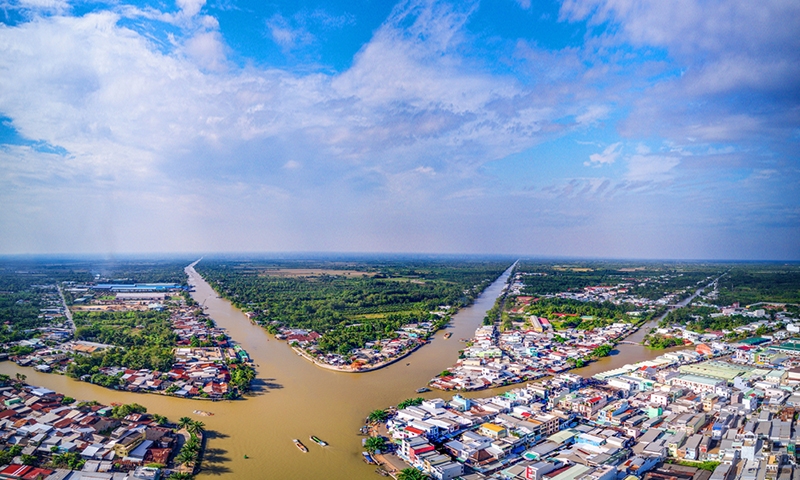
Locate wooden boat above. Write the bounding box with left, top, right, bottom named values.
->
left=444, top=332, right=452, bottom=339
left=362, top=451, right=375, bottom=464
left=293, top=439, right=308, bottom=452
left=416, top=387, right=430, bottom=393
left=193, top=410, right=214, bottom=416
left=310, top=435, right=328, bottom=447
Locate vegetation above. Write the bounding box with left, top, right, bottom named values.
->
left=523, top=298, right=652, bottom=330
left=397, top=468, right=429, bottom=480
left=368, top=409, right=388, bottom=423
left=670, top=460, right=721, bottom=472
left=111, top=403, right=147, bottom=418
left=714, top=267, right=800, bottom=305
left=644, top=334, right=685, bottom=349
left=364, top=436, right=386, bottom=453
left=51, top=451, right=86, bottom=470
left=397, top=397, right=424, bottom=409
left=67, top=310, right=176, bottom=374
left=197, top=258, right=511, bottom=353
left=517, top=262, right=720, bottom=299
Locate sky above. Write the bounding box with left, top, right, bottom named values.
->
left=0, top=0, right=798, bottom=260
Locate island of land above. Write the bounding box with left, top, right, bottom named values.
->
left=193, top=258, right=513, bottom=372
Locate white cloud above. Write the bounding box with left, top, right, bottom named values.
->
left=625, top=154, right=680, bottom=182
left=283, top=160, right=301, bottom=170
left=176, top=0, right=206, bottom=18
left=585, top=142, right=621, bottom=166
left=184, top=31, right=228, bottom=71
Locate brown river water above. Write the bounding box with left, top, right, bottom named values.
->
left=0, top=262, right=677, bottom=479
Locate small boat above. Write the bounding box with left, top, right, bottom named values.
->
left=444, top=332, right=452, bottom=339
left=193, top=410, right=214, bottom=416
left=416, top=387, right=430, bottom=393
left=406, top=363, right=410, bottom=366
left=243, top=455, right=248, bottom=459
left=362, top=451, right=375, bottom=464
left=293, top=439, right=308, bottom=453
left=310, top=435, right=328, bottom=447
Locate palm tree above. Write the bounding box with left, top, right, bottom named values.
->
left=168, top=473, right=194, bottom=480
left=364, top=436, right=386, bottom=454
left=15, top=373, right=26, bottom=383
left=187, top=420, right=205, bottom=435
left=177, top=417, right=193, bottom=430
left=368, top=409, right=387, bottom=423
left=176, top=449, right=196, bottom=467
left=397, top=468, right=428, bottom=480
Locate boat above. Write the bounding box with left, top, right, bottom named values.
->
left=310, top=435, right=328, bottom=447
left=193, top=410, right=214, bottom=416
left=444, top=332, right=452, bottom=339
left=416, top=387, right=430, bottom=393
left=362, top=451, right=375, bottom=464
left=293, top=439, right=308, bottom=453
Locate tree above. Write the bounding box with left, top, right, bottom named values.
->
left=178, top=417, right=193, bottom=430
left=152, top=414, right=168, bottom=426
left=368, top=409, right=387, bottom=423
left=168, top=473, right=194, bottom=480
left=20, top=454, right=37, bottom=466
left=187, top=420, right=205, bottom=435
left=364, top=436, right=386, bottom=454
left=398, top=468, right=428, bottom=480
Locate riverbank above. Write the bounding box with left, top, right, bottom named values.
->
left=0, top=261, right=515, bottom=480
left=292, top=341, right=426, bottom=373
left=192, top=261, right=515, bottom=374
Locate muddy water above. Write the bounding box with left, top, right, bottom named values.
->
left=0, top=263, right=515, bottom=480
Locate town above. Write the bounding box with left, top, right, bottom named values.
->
left=368, top=329, right=800, bottom=480
left=3, top=280, right=254, bottom=401
left=0, top=376, right=203, bottom=479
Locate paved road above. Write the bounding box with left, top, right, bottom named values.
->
left=56, top=284, right=75, bottom=333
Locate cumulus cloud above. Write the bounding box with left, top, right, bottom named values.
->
left=0, top=0, right=797, bottom=258
left=585, top=142, right=621, bottom=166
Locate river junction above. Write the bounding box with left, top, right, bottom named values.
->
left=0, top=262, right=681, bottom=479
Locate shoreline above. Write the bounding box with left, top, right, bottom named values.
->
left=292, top=341, right=425, bottom=373
left=194, top=263, right=516, bottom=374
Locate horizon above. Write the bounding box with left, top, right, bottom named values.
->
left=1, top=0, right=798, bottom=260
left=1, top=251, right=799, bottom=264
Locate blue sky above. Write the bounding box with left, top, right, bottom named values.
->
left=0, top=0, right=798, bottom=259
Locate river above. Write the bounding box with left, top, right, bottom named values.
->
left=0, top=267, right=715, bottom=477
left=0, top=263, right=516, bottom=479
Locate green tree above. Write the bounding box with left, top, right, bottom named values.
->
left=178, top=417, right=193, bottom=430
left=187, top=421, right=205, bottom=435
left=368, top=409, right=387, bottom=423
left=364, top=436, right=386, bottom=454
left=398, top=468, right=428, bottom=480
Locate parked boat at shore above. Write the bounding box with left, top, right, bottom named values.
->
left=310, top=435, right=328, bottom=447
left=416, top=387, right=430, bottom=393
left=193, top=410, right=214, bottom=416
left=293, top=439, right=308, bottom=452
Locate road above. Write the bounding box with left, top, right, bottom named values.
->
left=56, top=283, right=75, bottom=333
